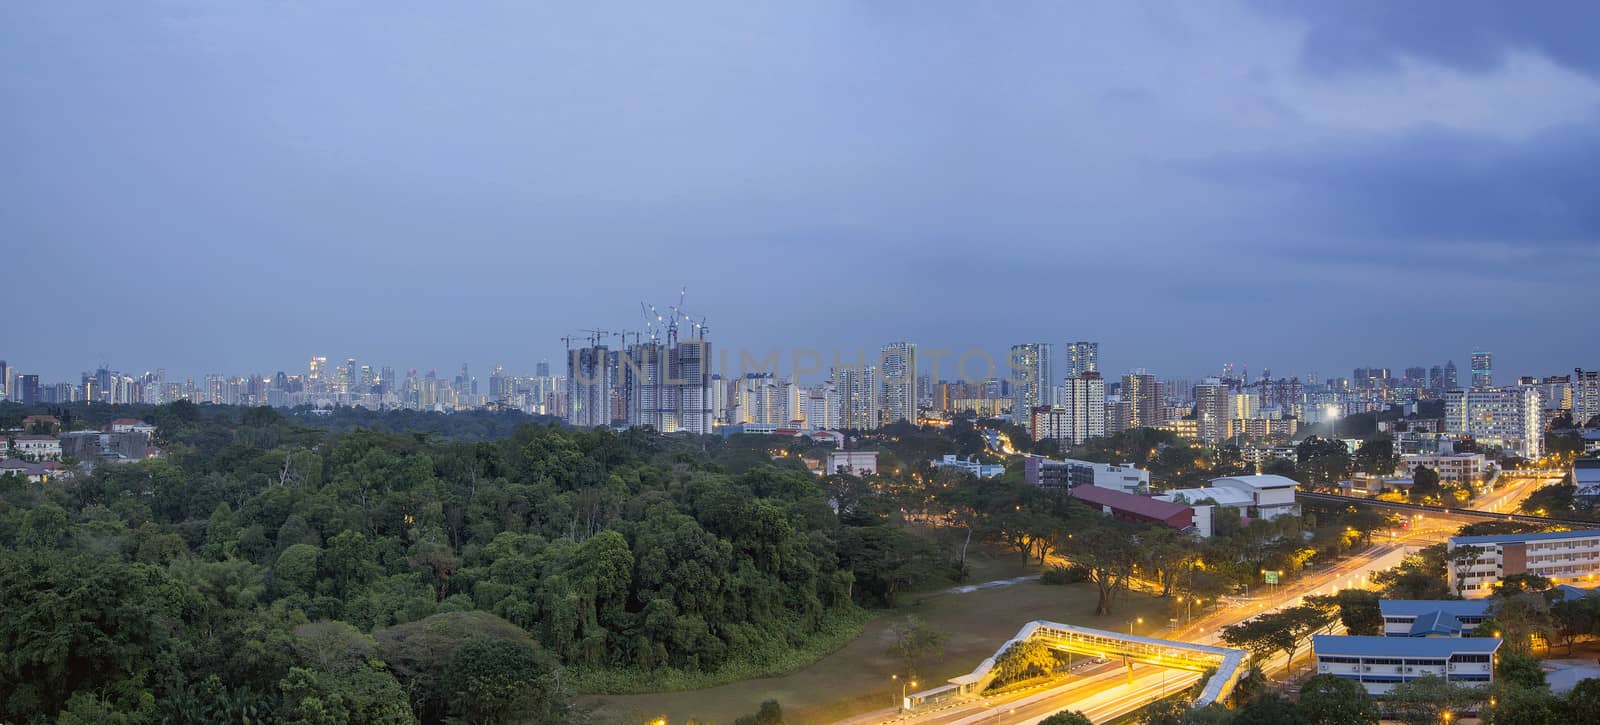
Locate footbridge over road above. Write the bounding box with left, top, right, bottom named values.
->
left=931, top=621, right=1247, bottom=710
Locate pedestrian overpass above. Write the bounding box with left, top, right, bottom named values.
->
left=923, top=621, right=1246, bottom=709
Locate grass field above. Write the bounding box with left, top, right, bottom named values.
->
left=581, top=550, right=1172, bottom=724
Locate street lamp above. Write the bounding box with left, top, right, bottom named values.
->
left=891, top=675, right=917, bottom=712
left=1129, top=617, right=1143, bottom=635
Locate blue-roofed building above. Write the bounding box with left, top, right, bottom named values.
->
left=1447, top=528, right=1600, bottom=597
left=1313, top=635, right=1501, bottom=695
left=1380, top=600, right=1491, bottom=637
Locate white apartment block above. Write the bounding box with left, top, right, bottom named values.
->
left=1448, top=529, right=1600, bottom=597
left=10, top=435, right=61, bottom=461
left=1399, top=451, right=1489, bottom=484
left=879, top=342, right=917, bottom=425
left=1444, top=385, right=1543, bottom=457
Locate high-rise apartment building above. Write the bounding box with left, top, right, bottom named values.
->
left=0, top=360, right=10, bottom=402
left=1033, top=372, right=1106, bottom=445
left=1471, top=351, right=1493, bottom=391
left=1445, top=385, right=1542, bottom=457
left=17, top=374, right=40, bottom=405
left=837, top=366, right=879, bottom=430
left=1444, top=360, right=1459, bottom=389
left=879, top=341, right=918, bottom=425
left=1575, top=369, right=1600, bottom=428
left=1010, top=343, right=1053, bottom=431
left=1195, top=378, right=1230, bottom=445
left=1121, top=371, right=1163, bottom=431
left=566, top=345, right=613, bottom=428
left=1065, top=341, right=1099, bottom=378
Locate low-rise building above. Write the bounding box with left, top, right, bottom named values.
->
left=0, top=458, right=63, bottom=483
left=1379, top=600, right=1491, bottom=637
left=1448, top=528, right=1600, bottom=597
left=9, top=434, right=61, bottom=461
left=933, top=455, right=1005, bottom=479
left=1312, top=635, right=1500, bottom=695
left=108, top=418, right=157, bottom=434
left=824, top=450, right=879, bottom=476
left=1158, top=474, right=1300, bottom=522
left=1023, top=455, right=1149, bottom=493
left=1399, top=450, right=1489, bottom=485
left=1068, top=485, right=1195, bottom=533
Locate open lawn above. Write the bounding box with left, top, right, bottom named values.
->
left=582, top=550, right=1173, bottom=725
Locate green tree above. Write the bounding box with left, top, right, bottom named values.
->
left=443, top=638, right=566, bottom=724
left=733, top=699, right=784, bottom=725
left=1385, top=675, right=1482, bottom=725
left=375, top=611, right=541, bottom=722
left=1295, top=674, right=1378, bottom=725
left=1039, top=711, right=1093, bottom=725
left=886, top=616, right=947, bottom=678
left=991, top=639, right=1057, bottom=686
left=276, top=543, right=322, bottom=594
left=1567, top=677, right=1600, bottom=719
left=1354, top=437, right=1400, bottom=476
left=1484, top=684, right=1563, bottom=725
left=277, top=664, right=416, bottom=725
left=1234, top=694, right=1308, bottom=725
left=1409, top=466, right=1442, bottom=503
left=0, top=549, right=178, bottom=721
left=1495, top=651, right=1547, bottom=690
left=1306, top=590, right=1382, bottom=636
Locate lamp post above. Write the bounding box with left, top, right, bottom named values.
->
left=891, top=675, right=917, bottom=712
left=1129, top=617, right=1143, bottom=636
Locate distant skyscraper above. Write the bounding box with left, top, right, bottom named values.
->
left=1194, top=378, right=1230, bottom=445
left=536, top=359, right=551, bottom=378
left=1471, top=351, right=1493, bottom=391
left=1444, top=360, right=1459, bottom=389
left=1034, top=372, right=1105, bottom=445
left=567, top=345, right=613, bottom=427
left=1010, top=343, right=1053, bottom=430
left=1445, top=384, right=1542, bottom=457
left=18, top=374, right=40, bottom=405
left=1575, top=369, right=1600, bottom=428
left=836, top=366, right=879, bottom=430
left=1065, top=341, right=1099, bottom=378
left=879, top=341, right=918, bottom=425
left=0, top=360, right=9, bottom=402
left=1428, top=365, right=1445, bottom=391
left=1120, top=371, right=1163, bottom=431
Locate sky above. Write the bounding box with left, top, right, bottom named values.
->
left=3, top=0, right=1597, bottom=384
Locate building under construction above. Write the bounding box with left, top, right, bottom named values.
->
left=564, top=292, right=714, bottom=435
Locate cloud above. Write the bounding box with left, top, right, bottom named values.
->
left=1256, top=0, right=1600, bottom=78
left=1191, top=121, right=1600, bottom=254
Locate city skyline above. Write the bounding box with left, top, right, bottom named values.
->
left=5, top=2, right=1599, bottom=383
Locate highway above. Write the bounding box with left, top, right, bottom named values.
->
left=1477, top=473, right=1562, bottom=515
left=832, top=477, right=1562, bottom=724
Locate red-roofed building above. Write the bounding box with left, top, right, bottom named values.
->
left=1069, top=484, right=1195, bottom=533
left=109, top=418, right=157, bottom=434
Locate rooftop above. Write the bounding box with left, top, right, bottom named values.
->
left=1452, top=529, right=1600, bottom=546
left=1211, top=474, right=1299, bottom=490
left=1313, top=635, right=1501, bottom=658
left=1070, top=485, right=1192, bottom=523
left=1156, top=486, right=1253, bottom=507
left=1379, top=600, right=1492, bottom=618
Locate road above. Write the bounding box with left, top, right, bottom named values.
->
left=1476, top=473, right=1561, bottom=515
left=837, top=522, right=1450, bottom=725
left=832, top=485, right=1548, bottom=724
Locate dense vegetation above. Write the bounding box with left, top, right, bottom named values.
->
left=0, top=403, right=882, bottom=723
